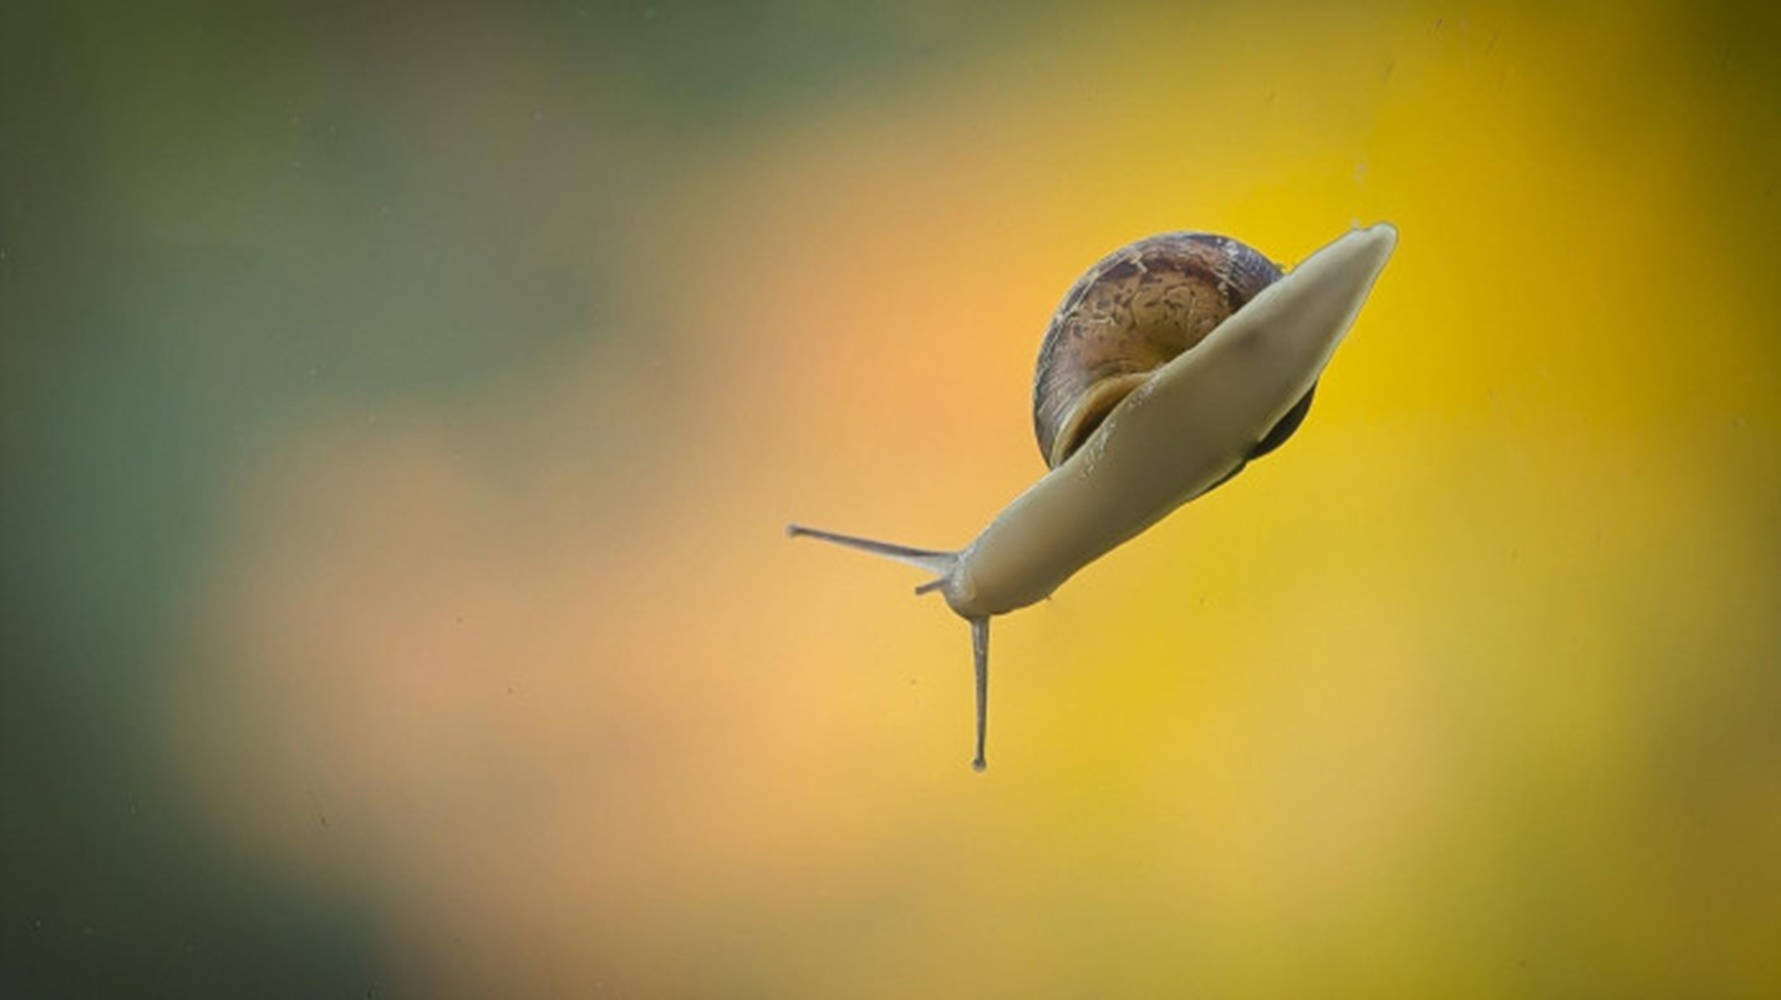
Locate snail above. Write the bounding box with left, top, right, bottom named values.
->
left=790, top=222, right=1397, bottom=771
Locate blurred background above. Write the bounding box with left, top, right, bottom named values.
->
left=4, top=0, right=1779, bottom=996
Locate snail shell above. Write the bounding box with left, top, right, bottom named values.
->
left=790, top=223, right=1399, bottom=770
left=1034, top=233, right=1314, bottom=473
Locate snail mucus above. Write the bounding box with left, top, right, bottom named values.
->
left=790, top=223, right=1397, bottom=771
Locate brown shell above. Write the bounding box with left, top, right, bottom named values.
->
left=1032, top=232, right=1294, bottom=469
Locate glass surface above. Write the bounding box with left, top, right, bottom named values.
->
left=4, top=2, right=1778, bottom=995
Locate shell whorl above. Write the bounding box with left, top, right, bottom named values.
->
left=1033, top=233, right=1288, bottom=469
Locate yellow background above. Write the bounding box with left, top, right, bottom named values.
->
left=4, top=1, right=1778, bottom=996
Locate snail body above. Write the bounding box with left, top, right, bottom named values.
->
left=791, top=223, right=1397, bottom=770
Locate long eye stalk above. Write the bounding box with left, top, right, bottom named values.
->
left=785, top=524, right=956, bottom=576
left=787, top=522, right=992, bottom=771
left=971, top=617, right=989, bottom=772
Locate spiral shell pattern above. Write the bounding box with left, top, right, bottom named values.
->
left=1033, top=233, right=1290, bottom=469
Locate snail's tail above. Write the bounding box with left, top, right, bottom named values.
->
left=785, top=524, right=956, bottom=578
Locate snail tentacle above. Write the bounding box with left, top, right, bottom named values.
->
left=970, top=617, right=989, bottom=772
left=785, top=524, right=956, bottom=576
